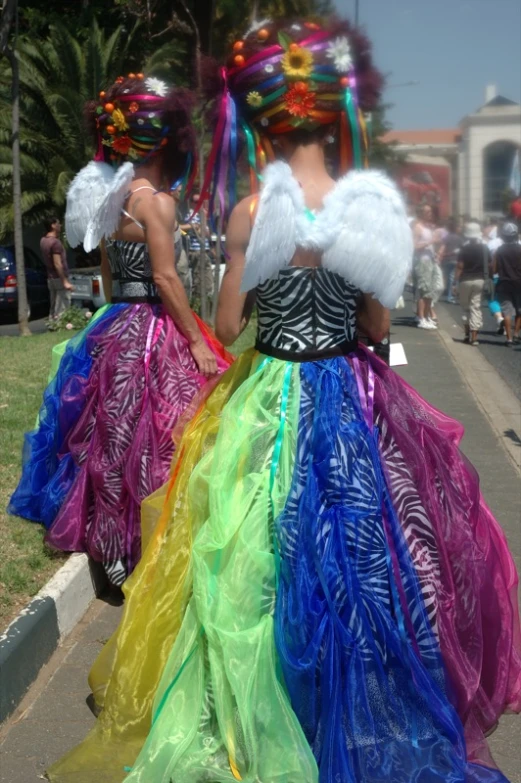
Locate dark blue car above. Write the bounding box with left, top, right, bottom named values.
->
left=0, top=245, right=50, bottom=316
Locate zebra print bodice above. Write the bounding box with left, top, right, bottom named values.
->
left=106, top=240, right=158, bottom=301
left=255, top=267, right=360, bottom=360
left=106, top=227, right=182, bottom=302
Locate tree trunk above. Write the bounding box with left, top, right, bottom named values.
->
left=1, top=0, right=30, bottom=335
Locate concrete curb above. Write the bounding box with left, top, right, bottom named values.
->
left=0, top=554, right=95, bottom=723
left=435, top=306, right=521, bottom=477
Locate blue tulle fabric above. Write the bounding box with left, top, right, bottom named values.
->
left=8, top=305, right=126, bottom=528
left=274, top=358, right=509, bottom=783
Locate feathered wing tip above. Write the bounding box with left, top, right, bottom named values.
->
left=65, top=161, right=120, bottom=249
left=240, top=162, right=304, bottom=293
left=323, top=170, right=413, bottom=308
left=83, top=162, right=135, bottom=253
left=65, top=161, right=135, bottom=252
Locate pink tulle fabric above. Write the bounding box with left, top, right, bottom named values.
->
left=355, top=348, right=521, bottom=768
left=45, top=304, right=231, bottom=572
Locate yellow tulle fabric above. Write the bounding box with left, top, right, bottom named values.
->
left=46, top=349, right=302, bottom=782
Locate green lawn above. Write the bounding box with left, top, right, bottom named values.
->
left=0, top=318, right=256, bottom=630
left=0, top=330, right=69, bottom=628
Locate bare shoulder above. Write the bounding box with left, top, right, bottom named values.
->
left=133, top=190, right=175, bottom=228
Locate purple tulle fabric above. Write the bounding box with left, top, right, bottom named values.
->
left=45, top=304, right=230, bottom=573
left=354, top=348, right=521, bottom=769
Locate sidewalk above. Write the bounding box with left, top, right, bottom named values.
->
left=1, top=314, right=520, bottom=782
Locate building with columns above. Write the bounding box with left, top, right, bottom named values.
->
left=383, top=86, right=521, bottom=220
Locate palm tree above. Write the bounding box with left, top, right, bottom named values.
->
left=0, top=18, right=185, bottom=238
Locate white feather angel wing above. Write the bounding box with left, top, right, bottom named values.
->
left=65, top=161, right=135, bottom=252
left=83, top=162, right=135, bottom=253
left=240, top=161, right=304, bottom=293
left=321, top=170, right=413, bottom=308
left=65, top=162, right=117, bottom=248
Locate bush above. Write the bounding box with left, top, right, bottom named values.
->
left=46, top=307, right=92, bottom=332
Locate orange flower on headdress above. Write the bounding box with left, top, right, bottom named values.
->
left=112, top=135, right=133, bottom=155
left=285, top=82, right=316, bottom=118
left=128, top=101, right=139, bottom=114
left=281, top=45, right=313, bottom=80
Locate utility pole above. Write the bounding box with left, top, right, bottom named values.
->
left=355, top=0, right=360, bottom=25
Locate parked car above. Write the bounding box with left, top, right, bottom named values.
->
left=69, top=267, right=106, bottom=310
left=0, top=245, right=50, bottom=316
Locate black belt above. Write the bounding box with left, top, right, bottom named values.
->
left=112, top=296, right=162, bottom=304
left=255, top=339, right=358, bottom=363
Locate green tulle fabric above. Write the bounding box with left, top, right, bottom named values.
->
left=47, top=350, right=316, bottom=782
left=125, top=352, right=318, bottom=782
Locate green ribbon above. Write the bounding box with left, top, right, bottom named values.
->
left=241, top=120, right=259, bottom=180
left=310, top=72, right=338, bottom=83
left=269, top=362, right=293, bottom=584
left=262, top=86, right=287, bottom=106
left=344, top=88, right=362, bottom=169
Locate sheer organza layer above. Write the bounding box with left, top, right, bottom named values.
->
left=362, top=350, right=521, bottom=764
left=46, top=349, right=519, bottom=783
left=9, top=304, right=123, bottom=528
left=9, top=303, right=231, bottom=572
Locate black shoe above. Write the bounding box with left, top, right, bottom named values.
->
left=496, top=319, right=505, bottom=335
left=506, top=340, right=513, bottom=347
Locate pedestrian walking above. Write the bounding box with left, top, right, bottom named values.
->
left=454, top=221, right=491, bottom=346
left=47, top=17, right=519, bottom=783
left=438, top=216, right=463, bottom=303
left=413, top=205, right=440, bottom=329
left=494, top=222, right=521, bottom=346
left=40, top=216, right=73, bottom=322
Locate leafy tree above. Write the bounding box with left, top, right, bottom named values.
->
left=0, top=18, right=184, bottom=237
left=1, top=0, right=31, bottom=334
left=367, top=103, right=406, bottom=173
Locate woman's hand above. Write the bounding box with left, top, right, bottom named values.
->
left=190, top=338, right=218, bottom=377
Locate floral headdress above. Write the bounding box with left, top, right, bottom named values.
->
left=91, top=73, right=197, bottom=193
left=201, top=17, right=383, bottom=221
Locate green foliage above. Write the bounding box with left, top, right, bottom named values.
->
left=0, top=18, right=185, bottom=240
left=46, top=306, right=93, bottom=332
left=367, top=103, right=407, bottom=173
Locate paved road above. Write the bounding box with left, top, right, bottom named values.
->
left=438, top=300, right=521, bottom=402
left=0, top=313, right=48, bottom=336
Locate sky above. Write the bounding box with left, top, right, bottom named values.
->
left=334, top=0, right=521, bottom=130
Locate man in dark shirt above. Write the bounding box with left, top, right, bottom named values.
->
left=454, top=222, right=491, bottom=345
left=494, top=222, right=521, bottom=345
left=40, top=216, right=73, bottom=321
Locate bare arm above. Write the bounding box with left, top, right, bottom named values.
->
left=357, top=295, right=390, bottom=344
left=413, top=222, right=430, bottom=251
left=52, top=253, right=73, bottom=290
left=100, top=240, right=112, bottom=303
left=215, top=197, right=254, bottom=346
left=137, top=192, right=217, bottom=376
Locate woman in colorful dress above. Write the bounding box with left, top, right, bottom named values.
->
left=47, top=18, right=520, bottom=783
left=8, top=73, right=231, bottom=585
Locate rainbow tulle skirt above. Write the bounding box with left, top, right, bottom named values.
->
left=8, top=303, right=231, bottom=576
left=47, top=349, right=520, bottom=781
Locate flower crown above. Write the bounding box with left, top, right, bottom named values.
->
left=94, top=74, right=172, bottom=164
left=231, top=22, right=355, bottom=133
left=201, top=18, right=380, bottom=224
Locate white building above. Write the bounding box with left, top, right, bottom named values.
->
left=383, top=86, right=521, bottom=220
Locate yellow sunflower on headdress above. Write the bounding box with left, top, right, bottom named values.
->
left=111, top=108, right=129, bottom=132
left=282, top=44, right=313, bottom=79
